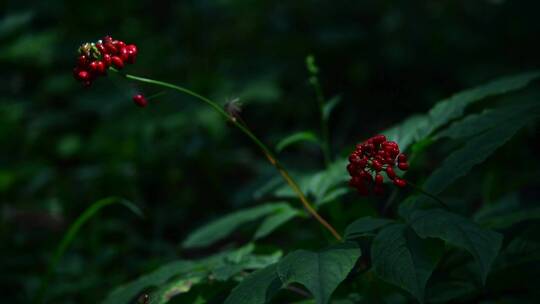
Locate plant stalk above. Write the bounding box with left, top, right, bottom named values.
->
left=113, top=70, right=342, bottom=241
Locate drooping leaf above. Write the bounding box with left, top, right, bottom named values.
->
left=371, top=224, right=444, bottom=303
left=182, top=202, right=291, bottom=248
left=383, top=71, right=540, bottom=151
left=423, top=116, right=537, bottom=196
left=276, top=242, right=361, bottom=304
left=254, top=205, right=300, bottom=240
left=224, top=264, right=283, bottom=304
left=408, top=209, right=503, bottom=284
left=433, top=98, right=540, bottom=140
left=322, top=95, right=342, bottom=121
left=276, top=131, right=320, bottom=153
left=345, top=217, right=395, bottom=240
left=35, top=197, right=142, bottom=303
left=478, top=207, right=540, bottom=230
left=104, top=244, right=281, bottom=304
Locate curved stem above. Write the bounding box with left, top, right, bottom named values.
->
left=406, top=180, right=450, bottom=210
left=113, top=70, right=342, bottom=241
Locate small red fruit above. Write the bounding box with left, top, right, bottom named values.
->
left=111, top=56, right=124, bottom=69
left=103, top=54, right=112, bottom=67
left=398, top=162, right=409, bottom=170
left=393, top=178, right=407, bottom=188
left=375, top=174, right=383, bottom=185
left=132, top=94, right=148, bottom=107
left=385, top=166, right=396, bottom=180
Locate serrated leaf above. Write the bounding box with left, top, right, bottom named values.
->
left=224, top=264, right=283, bottom=304
left=371, top=224, right=444, bottom=303
left=322, top=95, right=341, bottom=121
left=254, top=205, right=300, bottom=240
left=344, top=217, right=395, bottom=240
left=409, top=209, right=503, bottom=284
left=276, top=131, right=320, bottom=153
left=277, top=242, right=361, bottom=304
left=182, top=203, right=290, bottom=248
left=383, top=72, right=540, bottom=151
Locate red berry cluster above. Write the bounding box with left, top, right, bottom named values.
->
left=73, top=36, right=138, bottom=87
left=347, top=135, right=409, bottom=195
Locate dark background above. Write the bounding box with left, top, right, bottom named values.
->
left=1, top=1, right=539, bottom=303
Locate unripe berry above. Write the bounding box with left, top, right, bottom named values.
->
left=111, top=56, right=124, bottom=69
left=132, top=94, right=148, bottom=107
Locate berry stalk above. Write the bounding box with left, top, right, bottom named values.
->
left=112, top=69, right=343, bottom=241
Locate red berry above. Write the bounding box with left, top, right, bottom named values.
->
left=398, top=162, right=409, bottom=170
left=398, top=154, right=407, bottom=162
left=113, top=40, right=126, bottom=48
left=95, top=61, right=106, bottom=74
left=96, top=43, right=107, bottom=55
left=385, top=166, right=396, bottom=180
left=372, top=134, right=386, bottom=144
left=77, top=55, right=88, bottom=67
left=103, top=35, right=113, bottom=43
left=76, top=70, right=91, bottom=81
left=132, top=94, right=148, bottom=107
left=103, top=54, right=112, bottom=67
left=393, top=178, right=407, bottom=188
left=119, top=47, right=129, bottom=61
left=347, top=163, right=356, bottom=175
left=371, top=159, right=382, bottom=171
left=89, top=61, right=100, bottom=74
left=111, top=56, right=124, bottom=69
left=105, top=43, right=117, bottom=54
left=375, top=174, right=383, bottom=185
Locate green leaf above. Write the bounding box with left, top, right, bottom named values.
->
left=254, top=205, right=300, bottom=240
left=383, top=71, right=540, bottom=151
left=276, top=131, right=320, bottom=153
left=35, top=197, right=142, bottom=303
left=182, top=203, right=290, bottom=248
left=0, top=11, right=33, bottom=38
left=224, top=264, right=283, bottom=304
left=423, top=116, right=537, bottom=196
left=433, top=99, right=540, bottom=140
left=344, top=217, right=395, bottom=240
left=322, top=95, right=341, bottom=121
left=104, top=245, right=281, bottom=304
left=477, top=207, right=540, bottom=230
left=409, top=209, right=503, bottom=284
left=277, top=242, right=361, bottom=304
left=371, top=224, right=444, bottom=303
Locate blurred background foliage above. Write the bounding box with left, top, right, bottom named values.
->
left=1, top=0, right=540, bottom=303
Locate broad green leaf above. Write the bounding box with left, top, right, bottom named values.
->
left=182, top=203, right=290, bottom=248
left=423, top=116, right=537, bottom=196
left=322, top=95, right=342, bottom=121
left=345, top=217, right=395, bottom=240
left=426, top=280, right=477, bottom=303
left=409, top=209, right=503, bottom=284
left=224, top=264, right=283, bottom=304
left=104, top=245, right=281, bottom=304
left=276, top=131, right=320, bottom=153
left=383, top=71, right=540, bottom=151
left=433, top=99, right=540, bottom=140
left=478, top=208, right=540, bottom=230
left=277, top=242, right=361, bottom=304
left=254, top=205, right=300, bottom=240
left=371, top=224, right=444, bottom=303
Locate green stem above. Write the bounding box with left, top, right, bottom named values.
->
left=309, top=75, right=331, bottom=167
left=113, top=70, right=342, bottom=241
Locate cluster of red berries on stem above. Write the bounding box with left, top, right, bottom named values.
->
left=73, top=35, right=138, bottom=87
left=348, top=135, right=409, bottom=195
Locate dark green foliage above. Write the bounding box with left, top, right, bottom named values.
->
left=2, top=1, right=540, bottom=304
